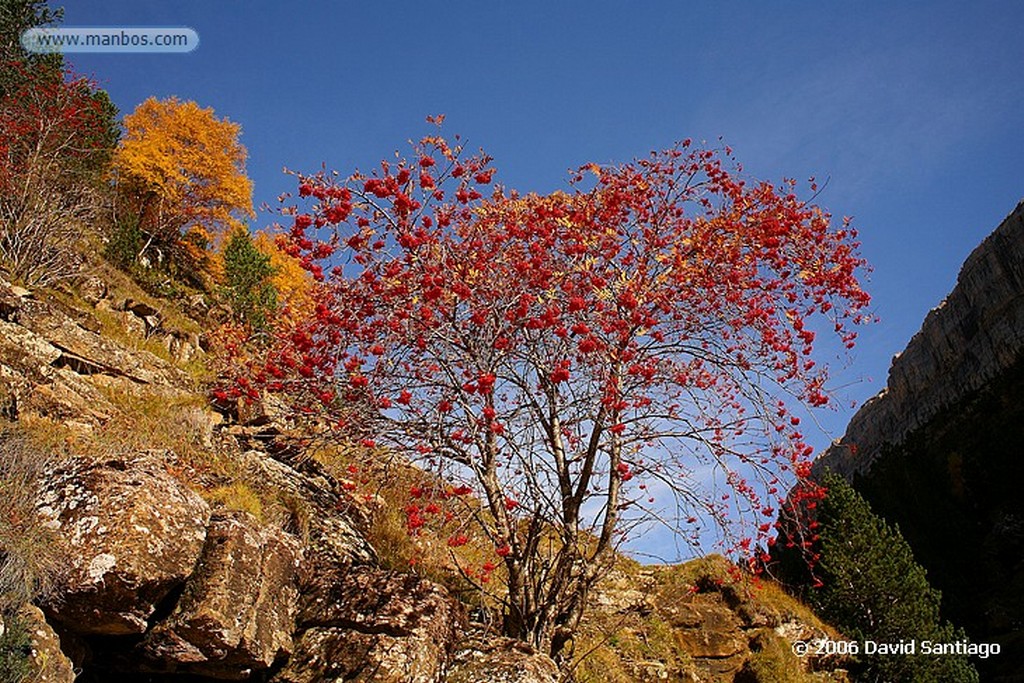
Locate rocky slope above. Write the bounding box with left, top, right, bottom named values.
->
left=812, top=199, right=1024, bottom=682
left=0, top=268, right=847, bottom=682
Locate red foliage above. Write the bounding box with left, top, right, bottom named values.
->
left=0, top=61, right=108, bottom=192
left=224, top=123, right=872, bottom=607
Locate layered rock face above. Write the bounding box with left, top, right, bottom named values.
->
left=814, top=199, right=1024, bottom=477
left=139, top=511, right=302, bottom=678
left=811, top=199, right=1024, bottom=682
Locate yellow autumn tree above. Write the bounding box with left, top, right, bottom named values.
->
left=111, top=96, right=254, bottom=287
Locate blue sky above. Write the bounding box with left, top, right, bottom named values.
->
left=64, top=1, right=1023, bottom=557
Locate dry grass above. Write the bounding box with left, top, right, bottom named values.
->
left=0, top=424, right=70, bottom=609
left=87, top=384, right=308, bottom=527
left=84, top=259, right=204, bottom=337
left=207, top=481, right=266, bottom=523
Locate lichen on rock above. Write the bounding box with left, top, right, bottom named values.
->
left=35, top=453, right=211, bottom=635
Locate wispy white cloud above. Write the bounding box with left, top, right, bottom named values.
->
left=691, top=37, right=1013, bottom=204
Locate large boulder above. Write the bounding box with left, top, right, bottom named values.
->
left=140, top=511, right=302, bottom=679
left=273, top=567, right=465, bottom=683
left=35, top=453, right=211, bottom=635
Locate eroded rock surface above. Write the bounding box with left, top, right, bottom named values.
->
left=140, top=511, right=302, bottom=678
left=35, top=453, right=210, bottom=635
left=240, top=449, right=376, bottom=571
left=579, top=560, right=849, bottom=682
left=14, top=603, right=77, bottom=683
left=0, top=281, right=200, bottom=430
left=18, top=296, right=192, bottom=389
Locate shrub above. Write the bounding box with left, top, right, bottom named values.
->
left=0, top=6, right=117, bottom=286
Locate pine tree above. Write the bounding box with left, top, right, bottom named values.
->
left=810, top=471, right=978, bottom=682
left=222, top=229, right=277, bottom=330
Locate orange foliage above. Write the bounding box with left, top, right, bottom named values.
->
left=253, top=230, right=315, bottom=319
left=112, top=97, right=254, bottom=275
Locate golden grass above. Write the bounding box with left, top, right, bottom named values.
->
left=207, top=481, right=265, bottom=523
left=0, top=423, right=71, bottom=608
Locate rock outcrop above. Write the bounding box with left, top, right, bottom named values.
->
left=0, top=277, right=198, bottom=434
left=9, top=603, right=77, bottom=683
left=446, top=633, right=560, bottom=683
left=36, top=453, right=211, bottom=636
left=814, top=199, right=1024, bottom=478
left=575, top=558, right=850, bottom=682
left=277, top=568, right=465, bottom=683
left=810, top=198, right=1024, bottom=682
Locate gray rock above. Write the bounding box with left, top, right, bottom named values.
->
left=815, top=199, right=1024, bottom=479
left=36, top=453, right=211, bottom=635
left=140, top=511, right=302, bottom=678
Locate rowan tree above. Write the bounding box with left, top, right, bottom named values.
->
left=111, top=97, right=254, bottom=285
left=226, top=124, right=872, bottom=661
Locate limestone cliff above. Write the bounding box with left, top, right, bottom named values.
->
left=813, top=199, right=1024, bottom=478
left=811, top=199, right=1024, bottom=683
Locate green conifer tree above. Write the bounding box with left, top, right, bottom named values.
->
left=222, top=228, right=277, bottom=330
left=810, top=471, right=978, bottom=682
